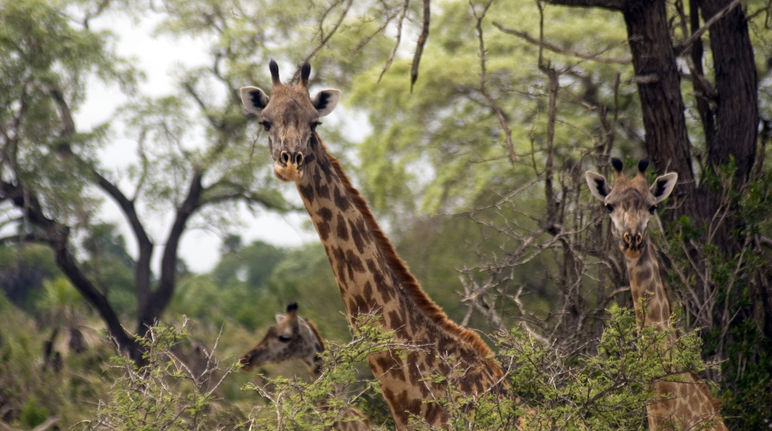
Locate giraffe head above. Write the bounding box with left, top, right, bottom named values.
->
left=239, top=60, right=340, bottom=182
left=585, top=158, right=678, bottom=260
left=239, top=302, right=325, bottom=374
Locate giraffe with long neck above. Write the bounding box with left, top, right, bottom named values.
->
left=239, top=302, right=371, bottom=431
left=240, top=61, right=505, bottom=429
left=586, top=158, right=726, bottom=430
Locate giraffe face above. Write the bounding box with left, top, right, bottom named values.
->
left=240, top=61, right=340, bottom=183
left=585, top=160, right=677, bottom=260
left=239, top=304, right=322, bottom=371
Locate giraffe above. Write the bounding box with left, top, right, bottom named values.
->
left=239, top=61, right=506, bottom=429
left=585, top=158, right=727, bottom=430
left=239, top=302, right=371, bottom=431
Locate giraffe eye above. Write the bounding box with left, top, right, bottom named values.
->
left=605, top=203, right=614, bottom=213
left=278, top=335, right=292, bottom=343
left=649, top=205, right=657, bottom=214
left=260, top=120, right=272, bottom=131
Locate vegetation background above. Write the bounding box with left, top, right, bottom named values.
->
left=1, top=0, right=769, bottom=429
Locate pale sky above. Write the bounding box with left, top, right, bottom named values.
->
left=76, top=12, right=320, bottom=273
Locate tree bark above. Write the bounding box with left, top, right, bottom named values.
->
left=620, top=0, right=696, bottom=214
left=697, top=0, right=757, bottom=184
left=138, top=169, right=204, bottom=335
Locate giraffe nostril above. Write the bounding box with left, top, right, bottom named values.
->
left=623, top=232, right=631, bottom=245
left=635, top=233, right=642, bottom=246
left=281, top=151, right=290, bottom=164
left=296, top=152, right=304, bottom=166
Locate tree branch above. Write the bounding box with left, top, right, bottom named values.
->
left=472, top=0, right=516, bottom=166
left=492, top=22, right=631, bottom=64
left=410, top=0, right=431, bottom=91
left=143, top=168, right=204, bottom=333
left=0, top=179, right=142, bottom=362
left=49, top=87, right=155, bottom=315
left=674, top=0, right=743, bottom=56
left=545, top=0, right=624, bottom=9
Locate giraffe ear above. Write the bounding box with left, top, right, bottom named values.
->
left=274, top=314, right=285, bottom=323
left=311, top=89, right=340, bottom=117
left=651, top=172, right=678, bottom=203
left=240, top=86, right=270, bottom=115
left=585, top=171, right=610, bottom=201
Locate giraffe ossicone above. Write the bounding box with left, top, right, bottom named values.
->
left=586, top=158, right=726, bottom=431
left=240, top=61, right=509, bottom=429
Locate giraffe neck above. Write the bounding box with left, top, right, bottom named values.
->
left=293, top=134, right=504, bottom=428
left=625, top=242, right=672, bottom=330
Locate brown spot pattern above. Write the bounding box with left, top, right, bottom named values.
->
left=317, top=221, right=330, bottom=241
left=299, top=184, right=314, bottom=203
left=348, top=219, right=365, bottom=253
left=334, top=187, right=350, bottom=211
left=318, top=207, right=333, bottom=221
left=336, top=214, right=348, bottom=240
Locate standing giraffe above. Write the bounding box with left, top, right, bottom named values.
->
left=240, top=302, right=371, bottom=431
left=585, top=158, right=726, bottom=430
left=239, top=61, right=506, bottom=429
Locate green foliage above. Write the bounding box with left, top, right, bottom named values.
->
left=661, top=167, right=772, bottom=430
left=79, top=320, right=246, bottom=431
left=18, top=397, right=49, bottom=428
left=0, top=243, right=60, bottom=309
left=415, top=305, right=711, bottom=430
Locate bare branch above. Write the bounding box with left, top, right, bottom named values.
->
left=492, top=22, right=631, bottom=64
left=410, top=0, right=431, bottom=91
left=544, top=0, right=624, bottom=9
left=674, top=0, right=743, bottom=56
left=378, top=0, right=410, bottom=83
left=294, top=0, right=353, bottom=82
left=472, top=0, right=516, bottom=165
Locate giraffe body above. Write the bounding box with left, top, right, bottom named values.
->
left=586, top=159, right=726, bottom=430
left=240, top=303, right=371, bottom=431
left=240, top=61, right=505, bottom=429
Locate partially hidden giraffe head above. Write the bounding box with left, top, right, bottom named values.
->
left=239, top=60, right=340, bottom=182
left=239, top=302, right=325, bottom=373
left=585, top=158, right=678, bottom=260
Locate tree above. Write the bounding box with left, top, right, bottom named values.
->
left=0, top=0, right=288, bottom=363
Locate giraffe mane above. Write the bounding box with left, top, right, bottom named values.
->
left=304, top=317, right=326, bottom=352
left=316, top=134, right=501, bottom=374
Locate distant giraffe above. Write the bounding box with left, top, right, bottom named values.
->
left=240, top=302, right=371, bottom=431
left=585, top=158, right=727, bottom=430
left=239, top=61, right=507, bottom=429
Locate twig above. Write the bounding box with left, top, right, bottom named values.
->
left=378, top=0, right=410, bottom=83
left=492, top=22, right=631, bottom=64
left=410, top=0, right=431, bottom=91
left=472, top=0, right=516, bottom=165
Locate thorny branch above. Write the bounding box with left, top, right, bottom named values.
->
left=472, top=0, right=516, bottom=166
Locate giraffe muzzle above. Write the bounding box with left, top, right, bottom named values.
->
left=622, top=231, right=645, bottom=258
left=274, top=150, right=305, bottom=182
left=280, top=150, right=304, bottom=167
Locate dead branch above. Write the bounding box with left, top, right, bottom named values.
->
left=410, top=0, right=431, bottom=91
left=492, top=22, right=631, bottom=64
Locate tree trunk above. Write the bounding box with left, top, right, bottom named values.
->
left=697, top=0, right=757, bottom=185
left=620, top=0, right=696, bottom=216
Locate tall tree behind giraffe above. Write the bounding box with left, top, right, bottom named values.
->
left=585, top=158, right=727, bottom=431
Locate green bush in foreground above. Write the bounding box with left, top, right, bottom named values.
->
left=65, top=306, right=714, bottom=430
